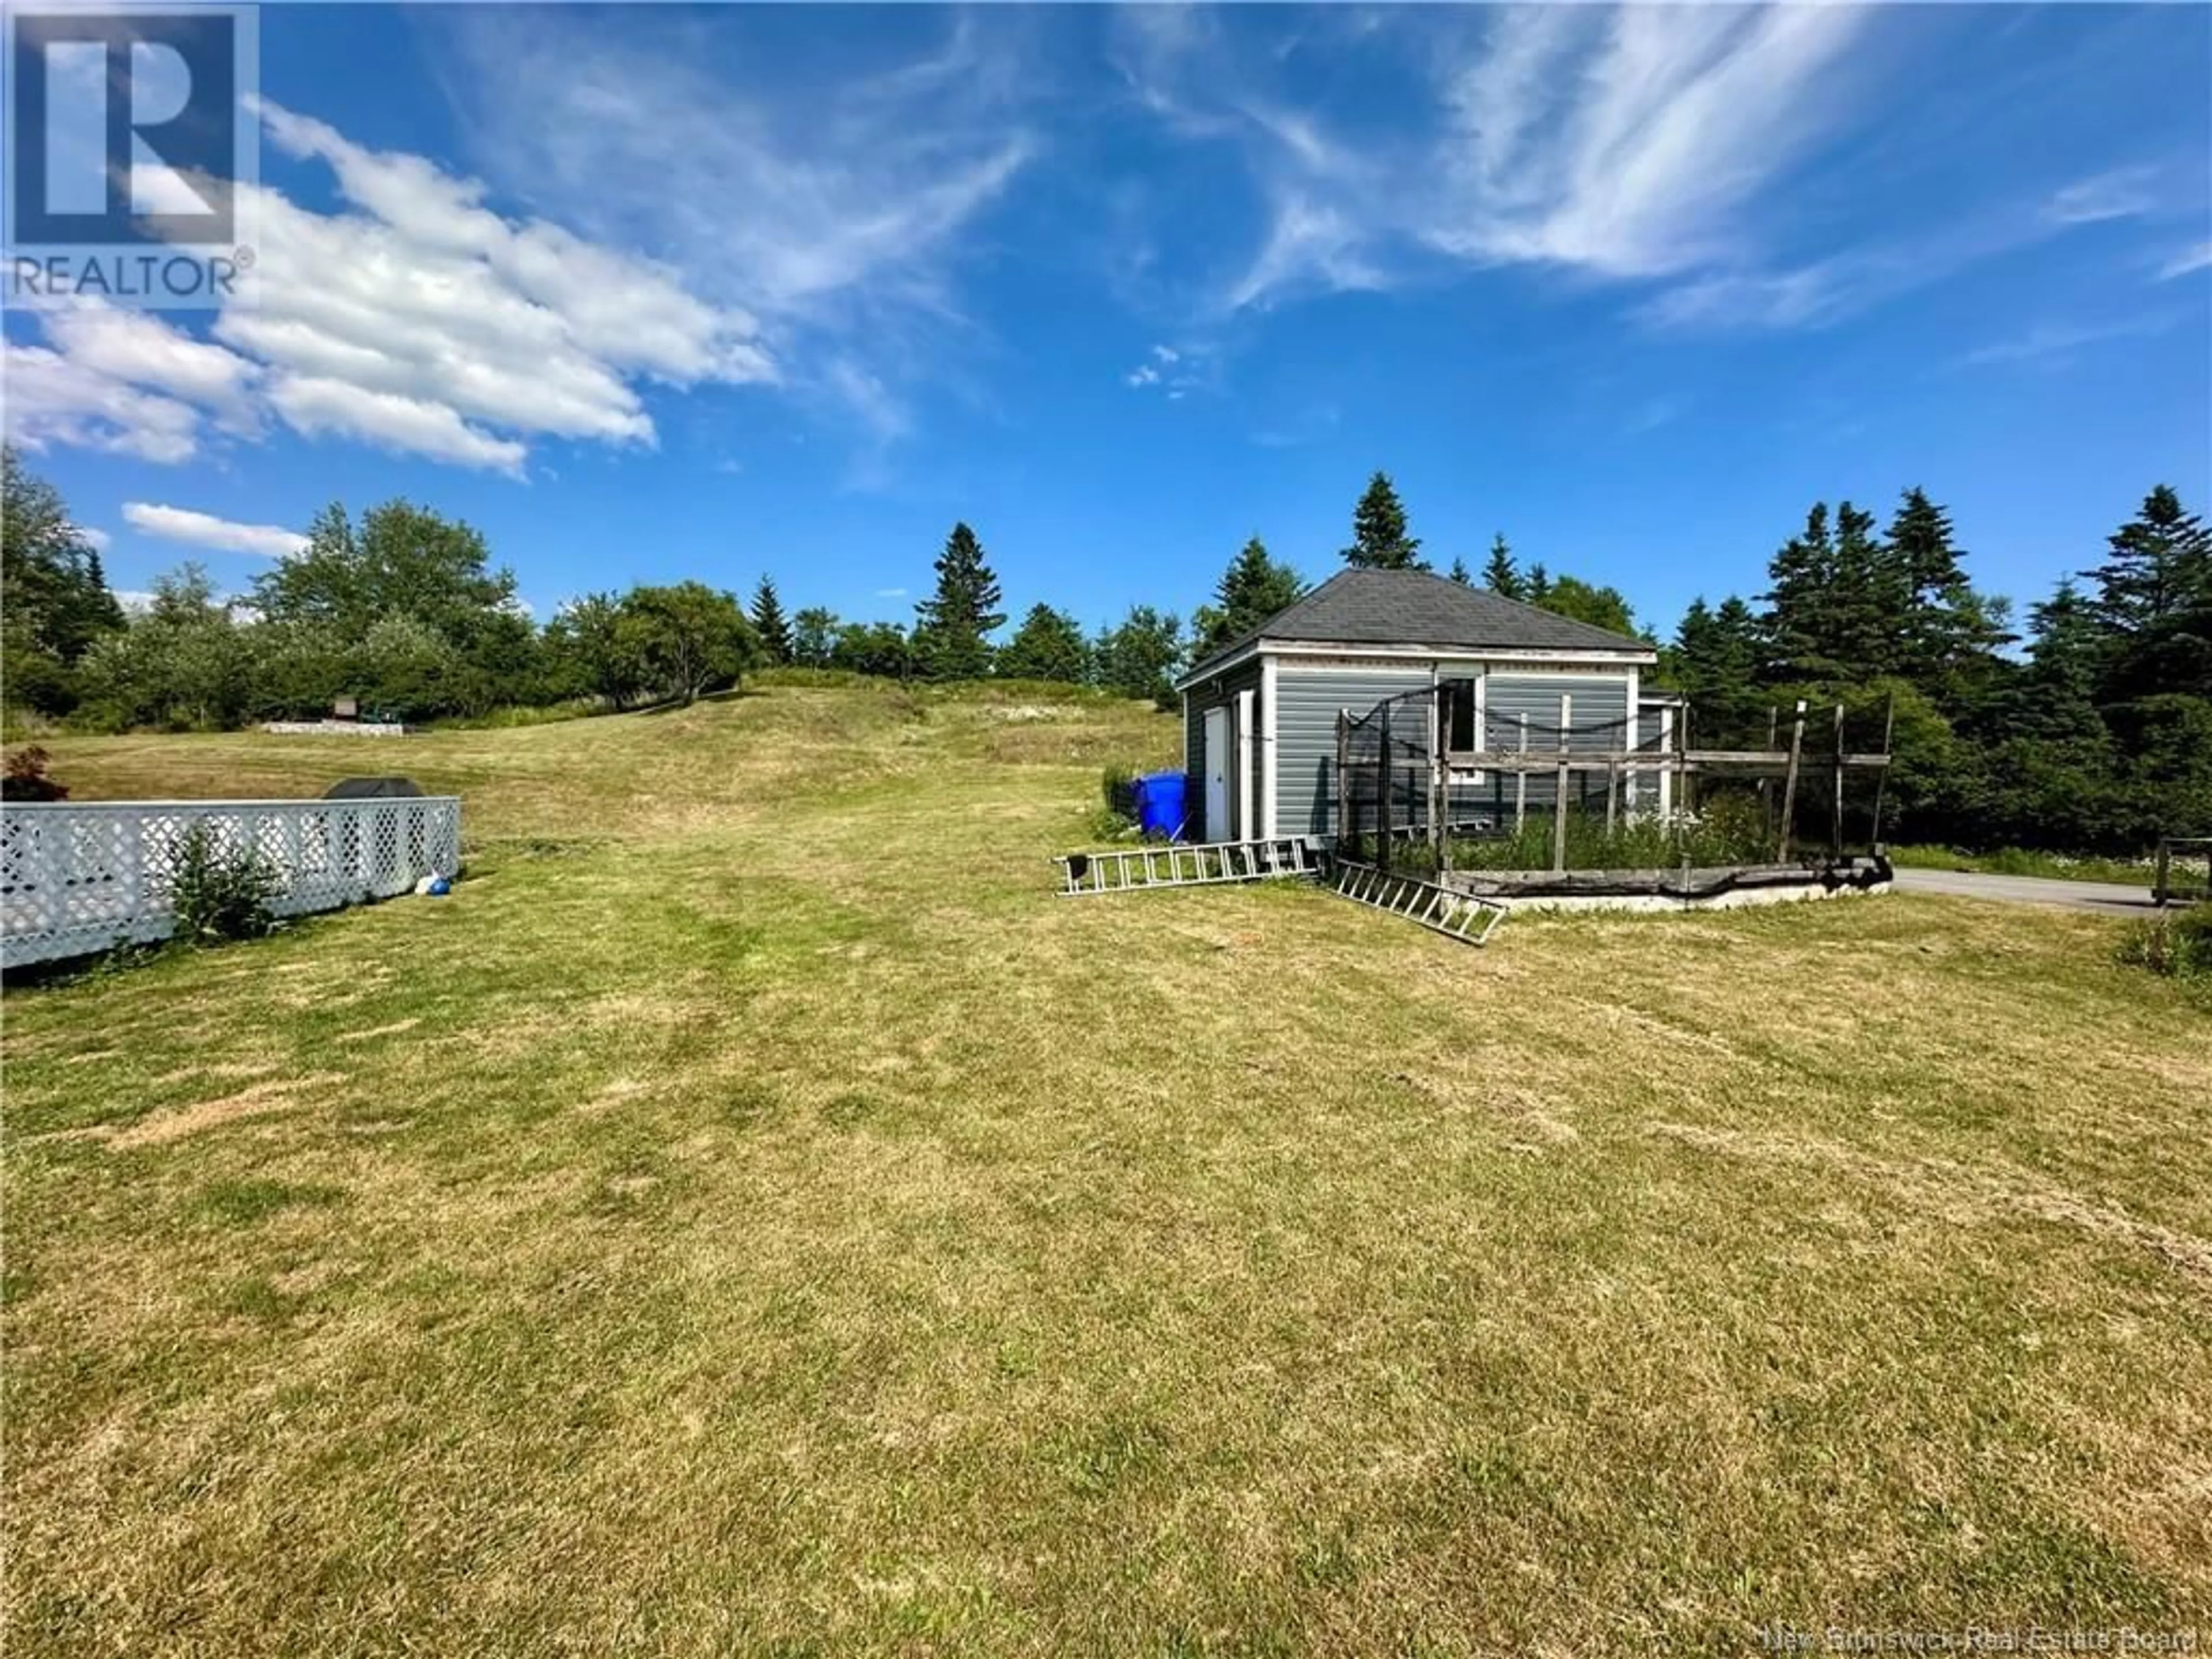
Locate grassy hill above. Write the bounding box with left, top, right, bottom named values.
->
left=6, top=681, right=2209, bottom=1654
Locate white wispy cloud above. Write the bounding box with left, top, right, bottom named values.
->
left=122, top=502, right=309, bottom=558
left=1119, top=9, right=2200, bottom=339
left=1121, top=6, right=1878, bottom=312
left=75, top=525, right=111, bottom=552
left=2041, top=165, right=2160, bottom=227
left=1956, top=313, right=2183, bottom=369
left=1122, top=342, right=1213, bottom=397
left=1623, top=395, right=1686, bottom=436
left=1425, top=6, right=1873, bottom=280
left=2158, top=240, right=2212, bottom=281
left=434, top=9, right=1039, bottom=446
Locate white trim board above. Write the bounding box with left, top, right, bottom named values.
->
left=1177, top=637, right=1654, bottom=689
left=1259, top=656, right=1279, bottom=839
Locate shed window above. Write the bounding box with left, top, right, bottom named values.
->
left=1443, top=679, right=1479, bottom=753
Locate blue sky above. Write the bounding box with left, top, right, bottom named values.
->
left=7, top=3, right=2209, bottom=642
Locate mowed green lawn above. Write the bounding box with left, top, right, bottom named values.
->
left=6, top=680, right=2208, bottom=1656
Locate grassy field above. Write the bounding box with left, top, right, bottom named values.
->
left=6, top=680, right=2209, bottom=1656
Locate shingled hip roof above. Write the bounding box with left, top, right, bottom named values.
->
left=1179, top=569, right=1654, bottom=686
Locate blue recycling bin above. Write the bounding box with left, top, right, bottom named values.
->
left=1134, top=771, right=1190, bottom=842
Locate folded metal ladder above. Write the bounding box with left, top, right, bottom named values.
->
left=1054, top=836, right=1321, bottom=896
left=1328, top=860, right=1509, bottom=946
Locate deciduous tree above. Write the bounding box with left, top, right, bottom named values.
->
left=1533, top=575, right=1638, bottom=638
left=620, top=582, right=759, bottom=704
left=1, top=448, right=123, bottom=715
left=1093, top=606, right=1184, bottom=707
left=791, top=607, right=839, bottom=669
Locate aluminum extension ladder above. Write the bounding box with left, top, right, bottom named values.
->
left=1328, top=860, right=1509, bottom=947
left=1055, top=836, right=1321, bottom=896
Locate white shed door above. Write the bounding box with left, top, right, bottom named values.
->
left=1203, top=704, right=1231, bottom=840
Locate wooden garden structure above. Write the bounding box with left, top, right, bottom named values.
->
left=1335, top=687, right=1897, bottom=876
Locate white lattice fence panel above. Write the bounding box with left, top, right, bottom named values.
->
left=1, top=798, right=461, bottom=969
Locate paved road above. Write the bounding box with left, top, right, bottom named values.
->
left=1891, top=866, right=2158, bottom=916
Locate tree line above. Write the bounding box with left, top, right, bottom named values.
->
left=1665, top=484, right=2210, bottom=853
left=4, top=448, right=2205, bottom=853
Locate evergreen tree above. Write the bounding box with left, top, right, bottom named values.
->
left=1194, top=535, right=1305, bottom=657
left=2084, top=485, right=2209, bottom=633
left=1340, top=472, right=1425, bottom=569
left=2084, top=484, right=2212, bottom=703
left=749, top=575, right=792, bottom=666
left=1448, top=557, right=1472, bottom=585
left=1480, top=534, right=1522, bottom=601
left=1524, top=562, right=1551, bottom=604
left=1668, top=597, right=1768, bottom=745
left=1761, top=503, right=1842, bottom=679
left=997, top=603, right=1092, bottom=684
left=2007, top=579, right=2107, bottom=742
left=912, top=522, right=1005, bottom=681
left=1829, top=501, right=1897, bottom=676
left=1883, top=487, right=2007, bottom=693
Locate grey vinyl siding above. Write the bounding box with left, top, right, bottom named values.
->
left=1273, top=660, right=1641, bottom=835
left=1190, top=653, right=1644, bottom=840
left=1272, top=663, right=1438, bottom=837
left=1463, top=672, right=1634, bottom=817
left=1482, top=673, right=1628, bottom=751
left=1182, top=660, right=1262, bottom=840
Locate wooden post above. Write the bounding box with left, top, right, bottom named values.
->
left=1553, top=692, right=1572, bottom=874
left=1514, top=713, right=1529, bottom=834
left=1676, top=702, right=1691, bottom=821
left=1868, top=691, right=1897, bottom=851
left=1605, top=762, right=1620, bottom=836
left=1756, top=703, right=1778, bottom=837
left=1776, top=699, right=1807, bottom=863
left=1831, top=702, right=1847, bottom=857
left=2155, top=838, right=2171, bottom=908
left=1429, top=684, right=1446, bottom=872
left=1335, top=710, right=1353, bottom=849
left=1377, top=699, right=1393, bottom=872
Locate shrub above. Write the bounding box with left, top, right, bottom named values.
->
left=1448, top=794, right=1777, bottom=873
left=1100, top=763, right=1141, bottom=827
left=166, top=823, right=282, bottom=946
left=2118, top=903, right=2212, bottom=982
left=1, top=745, right=68, bottom=801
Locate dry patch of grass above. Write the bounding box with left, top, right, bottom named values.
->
left=6, top=684, right=2209, bottom=1654
left=103, top=1072, right=350, bottom=1150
